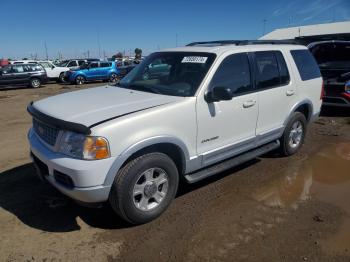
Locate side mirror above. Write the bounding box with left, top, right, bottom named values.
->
left=205, top=86, right=233, bottom=103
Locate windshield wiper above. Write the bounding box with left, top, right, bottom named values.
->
left=126, top=84, right=162, bottom=94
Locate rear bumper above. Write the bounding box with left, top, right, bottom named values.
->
left=322, top=92, right=350, bottom=107
left=28, top=129, right=115, bottom=203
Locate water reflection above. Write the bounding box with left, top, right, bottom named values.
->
left=253, top=142, right=350, bottom=254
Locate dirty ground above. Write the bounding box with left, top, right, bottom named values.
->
left=0, top=83, right=350, bottom=261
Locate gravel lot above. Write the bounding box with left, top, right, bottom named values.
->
left=0, top=82, right=350, bottom=262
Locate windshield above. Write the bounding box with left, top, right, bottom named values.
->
left=118, top=52, right=216, bottom=97
left=310, top=42, right=350, bottom=69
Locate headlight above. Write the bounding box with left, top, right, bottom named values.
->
left=58, top=131, right=110, bottom=160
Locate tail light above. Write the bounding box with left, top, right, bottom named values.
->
left=345, top=81, right=350, bottom=93
left=320, top=80, right=325, bottom=100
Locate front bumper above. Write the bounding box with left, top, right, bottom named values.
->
left=28, top=129, right=116, bottom=203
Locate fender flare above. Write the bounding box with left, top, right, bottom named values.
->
left=103, top=135, right=190, bottom=186
left=283, top=99, right=313, bottom=128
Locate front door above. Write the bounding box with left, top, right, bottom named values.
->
left=196, top=53, right=259, bottom=166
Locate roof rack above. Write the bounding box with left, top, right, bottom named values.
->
left=186, top=40, right=299, bottom=46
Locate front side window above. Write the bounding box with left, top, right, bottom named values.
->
left=100, top=62, right=110, bottom=67
left=119, top=52, right=216, bottom=97
left=254, top=51, right=280, bottom=89
left=90, top=62, right=99, bottom=68
left=209, top=53, right=252, bottom=95
left=68, top=61, right=78, bottom=67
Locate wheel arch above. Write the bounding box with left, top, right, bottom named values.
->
left=104, top=136, right=190, bottom=186
left=284, top=99, right=313, bottom=127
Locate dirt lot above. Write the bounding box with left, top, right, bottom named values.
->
left=0, top=82, right=350, bottom=262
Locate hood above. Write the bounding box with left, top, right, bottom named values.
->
left=32, top=85, right=183, bottom=127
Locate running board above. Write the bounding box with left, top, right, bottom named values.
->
left=184, top=140, right=280, bottom=184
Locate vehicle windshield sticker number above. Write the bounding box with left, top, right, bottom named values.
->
left=181, top=56, right=208, bottom=63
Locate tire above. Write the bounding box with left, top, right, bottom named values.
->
left=280, top=112, right=307, bottom=156
left=75, top=75, right=85, bottom=85
left=109, top=152, right=179, bottom=225
left=58, top=72, right=65, bottom=83
left=109, top=73, right=119, bottom=83
left=29, top=78, right=41, bottom=88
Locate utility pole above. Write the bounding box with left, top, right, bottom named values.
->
left=176, top=33, right=178, bottom=47
left=87, top=50, right=90, bottom=59
left=44, top=42, right=48, bottom=60
left=262, top=19, right=267, bottom=36
left=97, top=29, right=101, bottom=58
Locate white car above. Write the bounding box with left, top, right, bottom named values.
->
left=27, top=40, right=323, bottom=224
left=37, top=61, right=70, bottom=83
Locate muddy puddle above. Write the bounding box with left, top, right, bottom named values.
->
left=253, top=142, right=350, bottom=255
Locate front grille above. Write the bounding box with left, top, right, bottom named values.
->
left=33, top=118, right=59, bottom=146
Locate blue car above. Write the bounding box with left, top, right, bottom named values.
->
left=66, top=61, right=119, bottom=85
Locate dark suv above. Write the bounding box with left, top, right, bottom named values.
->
left=308, top=41, right=350, bottom=107
left=0, top=63, right=48, bottom=88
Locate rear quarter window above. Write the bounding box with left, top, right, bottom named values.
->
left=290, top=49, right=321, bottom=81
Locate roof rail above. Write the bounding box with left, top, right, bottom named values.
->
left=186, top=40, right=299, bottom=46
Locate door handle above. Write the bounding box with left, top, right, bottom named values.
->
left=286, top=90, right=295, bottom=96
left=243, top=100, right=256, bottom=108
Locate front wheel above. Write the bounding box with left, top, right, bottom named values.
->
left=75, top=75, right=85, bottom=85
left=109, top=153, right=179, bottom=225
left=30, top=78, right=41, bottom=88
left=109, top=73, right=119, bottom=83
left=280, top=112, right=307, bottom=156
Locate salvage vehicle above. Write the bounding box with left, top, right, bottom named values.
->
left=37, top=61, right=70, bottom=82
left=0, top=63, right=47, bottom=88
left=27, top=40, right=323, bottom=224
left=65, top=61, right=119, bottom=84
left=308, top=40, right=350, bottom=107
left=58, top=59, right=99, bottom=70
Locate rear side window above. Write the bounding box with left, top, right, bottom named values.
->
left=100, top=62, right=110, bottom=67
left=78, top=60, right=85, bottom=66
left=291, top=49, right=321, bottom=81
left=210, top=53, right=252, bottom=95
left=254, top=51, right=280, bottom=89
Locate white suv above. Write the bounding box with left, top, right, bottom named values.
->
left=27, top=40, right=323, bottom=224
left=37, top=61, right=70, bottom=82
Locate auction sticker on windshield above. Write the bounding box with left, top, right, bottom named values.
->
left=181, top=56, right=208, bottom=63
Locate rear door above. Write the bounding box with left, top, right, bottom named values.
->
left=11, top=65, right=31, bottom=84
left=254, top=51, right=294, bottom=143
left=39, top=62, right=54, bottom=78
left=99, top=62, right=111, bottom=79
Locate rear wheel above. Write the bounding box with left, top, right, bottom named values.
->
left=30, top=78, right=41, bottom=88
left=58, top=72, right=65, bottom=83
left=109, top=153, right=179, bottom=224
left=280, top=112, right=307, bottom=156
left=75, top=75, right=85, bottom=85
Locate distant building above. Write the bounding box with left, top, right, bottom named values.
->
left=260, top=21, right=350, bottom=45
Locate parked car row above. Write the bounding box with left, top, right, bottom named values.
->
left=0, top=57, right=139, bottom=88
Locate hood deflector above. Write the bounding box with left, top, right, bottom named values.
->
left=27, top=101, right=168, bottom=134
